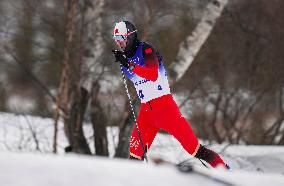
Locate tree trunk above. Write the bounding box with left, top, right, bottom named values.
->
left=79, top=0, right=109, bottom=156
left=168, top=0, right=228, bottom=83
left=91, top=84, right=109, bottom=156
left=68, top=87, right=92, bottom=154
left=115, top=98, right=136, bottom=158
left=53, top=0, right=77, bottom=153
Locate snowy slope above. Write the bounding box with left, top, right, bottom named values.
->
left=0, top=152, right=220, bottom=186
left=1, top=152, right=284, bottom=186
left=1, top=112, right=284, bottom=186
left=0, top=112, right=118, bottom=155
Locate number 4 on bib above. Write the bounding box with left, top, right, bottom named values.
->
left=158, top=85, right=162, bottom=90
left=138, top=90, right=145, bottom=99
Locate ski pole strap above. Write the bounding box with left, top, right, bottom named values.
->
left=119, top=64, right=148, bottom=162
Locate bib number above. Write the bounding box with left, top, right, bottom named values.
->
left=138, top=90, right=144, bottom=99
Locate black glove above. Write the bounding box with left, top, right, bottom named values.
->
left=112, top=50, right=129, bottom=68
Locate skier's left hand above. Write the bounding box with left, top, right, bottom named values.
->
left=112, top=50, right=129, bottom=68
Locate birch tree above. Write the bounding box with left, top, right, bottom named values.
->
left=80, top=0, right=109, bottom=156
left=53, top=0, right=92, bottom=154
left=168, top=0, right=228, bottom=84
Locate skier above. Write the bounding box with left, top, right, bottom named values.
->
left=112, top=20, right=229, bottom=169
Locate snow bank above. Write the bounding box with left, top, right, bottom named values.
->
left=1, top=152, right=284, bottom=186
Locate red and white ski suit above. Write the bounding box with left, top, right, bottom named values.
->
left=123, top=42, right=200, bottom=160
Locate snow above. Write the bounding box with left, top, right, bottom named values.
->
left=0, top=152, right=218, bottom=186
left=1, top=112, right=284, bottom=186
left=6, top=95, right=37, bottom=113
left=1, top=151, right=284, bottom=186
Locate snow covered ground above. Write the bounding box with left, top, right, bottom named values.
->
left=1, top=151, right=284, bottom=186
left=1, top=112, right=284, bottom=186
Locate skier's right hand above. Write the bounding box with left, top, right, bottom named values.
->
left=112, top=50, right=129, bottom=68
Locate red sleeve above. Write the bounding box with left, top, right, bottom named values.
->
left=131, top=44, right=158, bottom=81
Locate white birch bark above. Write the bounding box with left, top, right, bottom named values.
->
left=169, top=0, right=228, bottom=84
left=81, top=0, right=105, bottom=92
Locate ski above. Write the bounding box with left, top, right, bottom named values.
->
left=151, top=157, right=236, bottom=186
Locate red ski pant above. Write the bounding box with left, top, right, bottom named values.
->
left=129, top=94, right=200, bottom=160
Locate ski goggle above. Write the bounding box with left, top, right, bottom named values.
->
left=113, top=35, right=126, bottom=41
left=113, top=30, right=137, bottom=41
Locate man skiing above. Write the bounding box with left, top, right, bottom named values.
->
left=112, top=20, right=229, bottom=169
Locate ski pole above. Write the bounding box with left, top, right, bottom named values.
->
left=119, top=64, right=148, bottom=162
left=199, top=159, right=209, bottom=168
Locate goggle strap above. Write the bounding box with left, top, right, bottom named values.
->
left=113, top=30, right=137, bottom=41
left=124, top=30, right=137, bottom=37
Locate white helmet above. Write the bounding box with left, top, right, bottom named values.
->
left=113, top=21, right=138, bottom=52
left=113, top=21, right=137, bottom=41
